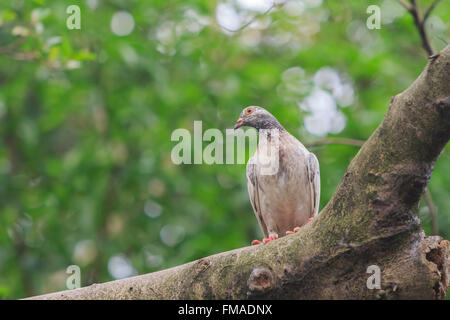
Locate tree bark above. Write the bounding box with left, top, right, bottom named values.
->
left=27, top=45, right=450, bottom=300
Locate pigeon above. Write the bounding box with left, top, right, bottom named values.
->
left=234, top=106, right=320, bottom=245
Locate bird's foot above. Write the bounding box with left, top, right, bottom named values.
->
left=285, top=226, right=301, bottom=235
left=264, top=234, right=278, bottom=243
left=251, top=234, right=278, bottom=245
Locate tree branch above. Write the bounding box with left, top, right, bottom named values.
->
left=401, top=0, right=441, bottom=56
left=305, top=137, right=365, bottom=148
left=423, top=0, right=441, bottom=22
left=306, top=138, right=439, bottom=229
left=26, top=45, right=450, bottom=300
left=396, top=0, right=412, bottom=11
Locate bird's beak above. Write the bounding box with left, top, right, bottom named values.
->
left=234, top=118, right=244, bottom=130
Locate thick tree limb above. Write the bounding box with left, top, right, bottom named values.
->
left=307, top=138, right=440, bottom=233
left=27, top=45, right=450, bottom=300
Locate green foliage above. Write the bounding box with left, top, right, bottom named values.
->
left=0, top=0, right=448, bottom=299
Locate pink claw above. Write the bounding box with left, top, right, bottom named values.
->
left=251, top=239, right=263, bottom=245
left=252, top=234, right=279, bottom=245
left=286, top=227, right=301, bottom=235
left=263, top=237, right=272, bottom=243
left=264, top=235, right=279, bottom=243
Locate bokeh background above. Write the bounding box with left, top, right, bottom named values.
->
left=0, top=0, right=449, bottom=299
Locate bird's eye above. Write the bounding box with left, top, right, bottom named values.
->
left=245, top=108, right=254, bottom=115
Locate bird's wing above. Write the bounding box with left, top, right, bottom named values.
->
left=246, top=158, right=269, bottom=238
left=307, top=152, right=320, bottom=217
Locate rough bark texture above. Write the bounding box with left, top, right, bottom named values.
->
left=28, top=45, right=450, bottom=300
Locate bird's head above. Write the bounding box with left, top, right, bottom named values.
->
left=234, top=106, right=283, bottom=130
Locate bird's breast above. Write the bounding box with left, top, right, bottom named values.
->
left=251, top=133, right=313, bottom=233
